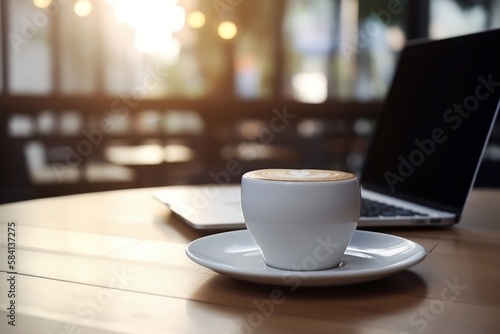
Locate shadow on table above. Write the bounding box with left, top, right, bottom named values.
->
left=186, top=270, right=427, bottom=332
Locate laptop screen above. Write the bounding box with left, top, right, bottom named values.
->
left=361, top=29, right=500, bottom=216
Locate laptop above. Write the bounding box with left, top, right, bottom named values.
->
left=155, top=29, right=500, bottom=229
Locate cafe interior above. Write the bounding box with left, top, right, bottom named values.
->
left=1, top=0, right=500, bottom=204
left=2, top=2, right=500, bottom=334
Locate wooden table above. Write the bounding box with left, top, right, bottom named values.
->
left=1, top=187, right=499, bottom=333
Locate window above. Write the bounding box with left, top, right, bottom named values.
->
left=2, top=0, right=500, bottom=100
left=430, top=0, right=494, bottom=39
left=7, top=0, right=53, bottom=94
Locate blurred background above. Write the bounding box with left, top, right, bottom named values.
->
left=1, top=0, right=499, bottom=203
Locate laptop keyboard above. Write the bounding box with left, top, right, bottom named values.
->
left=361, top=198, right=428, bottom=217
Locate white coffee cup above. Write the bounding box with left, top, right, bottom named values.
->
left=241, top=169, right=360, bottom=271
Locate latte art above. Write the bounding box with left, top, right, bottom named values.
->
left=244, top=169, right=355, bottom=182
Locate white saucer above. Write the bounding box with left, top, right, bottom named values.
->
left=186, top=230, right=426, bottom=286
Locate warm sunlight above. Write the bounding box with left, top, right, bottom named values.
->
left=218, top=21, right=237, bottom=40
left=33, top=0, right=52, bottom=9
left=106, top=0, right=185, bottom=57
left=187, top=11, right=206, bottom=29
left=74, top=0, right=93, bottom=17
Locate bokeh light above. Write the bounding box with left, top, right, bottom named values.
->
left=33, top=0, right=52, bottom=8
left=74, top=0, right=93, bottom=17
left=218, top=21, right=237, bottom=40
left=187, top=11, right=206, bottom=29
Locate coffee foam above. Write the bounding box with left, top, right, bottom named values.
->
left=244, top=169, right=355, bottom=182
